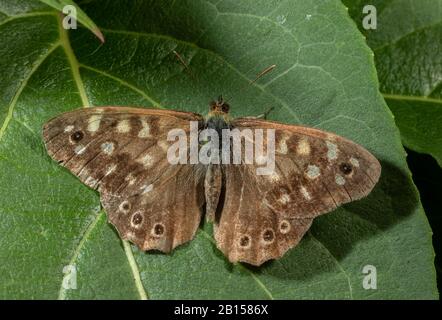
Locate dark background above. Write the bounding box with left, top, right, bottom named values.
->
left=406, top=149, right=441, bottom=293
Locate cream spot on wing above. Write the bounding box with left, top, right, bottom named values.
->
left=306, top=164, right=320, bottom=179
left=64, top=125, right=74, bottom=132
left=278, top=136, right=288, bottom=154
left=117, top=119, right=131, bottom=133
left=297, top=138, right=311, bottom=155
left=335, top=174, right=346, bottom=185
left=267, top=171, right=280, bottom=182
left=124, top=173, right=136, bottom=185
left=101, top=141, right=114, bottom=155
left=87, top=114, right=102, bottom=133
left=138, top=119, right=150, bottom=138
left=124, top=231, right=135, bottom=240
left=279, top=220, right=291, bottom=234
left=84, top=176, right=97, bottom=187
left=326, top=141, right=338, bottom=161
left=278, top=193, right=291, bottom=205
left=105, top=163, right=117, bottom=176
left=137, top=154, right=153, bottom=167
left=157, top=140, right=169, bottom=152
left=300, top=186, right=312, bottom=200
left=350, top=157, right=360, bottom=167
left=140, top=184, right=153, bottom=194
left=74, top=144, right=87, bottom=155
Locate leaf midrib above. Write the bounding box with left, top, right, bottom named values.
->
left=54, top=12, right=148, bottom=300
left=383, top=93, right=442, bottom=105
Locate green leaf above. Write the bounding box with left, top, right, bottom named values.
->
left=0, top=0, right=437, bottom=299
left=37, top=0, right=104, bottom=42
left=343, top=0, right=442, bottom=166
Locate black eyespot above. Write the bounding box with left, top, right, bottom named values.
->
left=153, top=223, right=164, bottom=236
left=122, top=203, right=130, bottom=211
left=132, top=213, right=143, bottom=225
left=340, top=162, right=353, bottom=175
left=239, top=235, right=250, bottom=247
left=263, top=229, right=274, bottom=242
left=71, top=131, right=83, bottom=142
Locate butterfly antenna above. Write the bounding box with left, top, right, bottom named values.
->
left=224, top=64, right=276, bottom=104
left=173, top=50, right=199, bottom=83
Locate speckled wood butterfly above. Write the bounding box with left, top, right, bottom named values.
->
left=42, top=96, right=381, bottom=266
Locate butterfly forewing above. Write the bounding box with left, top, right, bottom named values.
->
left=43, top=106, right=205, bottom=251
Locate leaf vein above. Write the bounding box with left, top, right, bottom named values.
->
left=79, top=63, right=163, bottom=108
left=308, top=232, right=354, bottom=299
left=0, top=41, right=60, bottom=142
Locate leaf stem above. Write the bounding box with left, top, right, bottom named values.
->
left=57, top=13, right=91, bottom=107
left=123, top=241, right=148, bottom=300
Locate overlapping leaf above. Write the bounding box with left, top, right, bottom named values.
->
left=344, top=0, right=442, bottom=167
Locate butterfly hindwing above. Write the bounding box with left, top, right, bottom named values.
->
left=215, top=164, right=314, bottom=266
left=212, top=118, right=381, bottom=265
left=43, top=106, right=205, bottom=251
left=101, top=164, right=205, bottom=251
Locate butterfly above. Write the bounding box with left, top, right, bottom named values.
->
left=42, top=96, right=381, bottom=266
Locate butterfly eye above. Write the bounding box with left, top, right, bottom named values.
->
left=221, top=103, right=230, bottom=113
left=210, top=101, right=217, bottom=111
left=339, top=162, right=353, bottom=175
left=70, top=130, right=84, bottom=142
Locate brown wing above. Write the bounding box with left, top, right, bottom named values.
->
left=43, top=106, right=205, bottom=251
left=214, top=117, right=381, bottom=266
left=101, top=164, right=204, bottom=251
left=215, top=165, right=314, bottom=266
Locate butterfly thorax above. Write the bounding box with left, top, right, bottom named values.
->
left=204, top=96, right=233, bottom=143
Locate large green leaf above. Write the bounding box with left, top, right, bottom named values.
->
left=0, top=0, right=437, bottom=299
left=343, top=0, right=442, bottom=166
